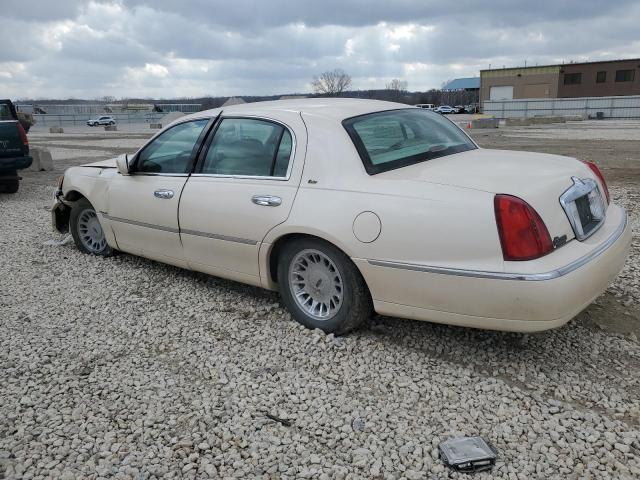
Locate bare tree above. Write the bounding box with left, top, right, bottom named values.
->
left=385, top=79, right=408, bottom=101
left=311, top=69, right=352, bottom=96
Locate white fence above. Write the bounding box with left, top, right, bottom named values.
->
left=483, top=95, right=640, bottom=119
left=33, top=112, right=165, bottom=126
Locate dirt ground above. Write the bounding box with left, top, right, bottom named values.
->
left=3, top=119, right=638, bottom=478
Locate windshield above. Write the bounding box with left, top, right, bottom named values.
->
left=343, top=108, right=476, bottom=174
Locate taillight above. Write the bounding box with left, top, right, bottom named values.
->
left=16, top=123, right=28, bottom=146
left=583, top=160, right=609, bottom=203
left=494, top=194, right=553, bottom=261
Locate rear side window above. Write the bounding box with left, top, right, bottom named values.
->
left=343, top=108, right=476, bottom=174
left=0, top=104, right=13, bottom=120
left=200, top=118, right=293, bottom=177
left=136, top=119, right=208, bottom=174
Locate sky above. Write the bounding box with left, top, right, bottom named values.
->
left=1, top=0, right=640, bottom=100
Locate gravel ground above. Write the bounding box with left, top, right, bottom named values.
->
left=1, top=123, right=640, bottom=479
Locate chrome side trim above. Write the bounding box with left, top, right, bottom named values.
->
left=181, top=229, right=257, bottom=245
left=368, top=211, right=627, bottom=282
left=102, top=214, right=180, bottom=234
left=102, top=214, right=258, bottom=245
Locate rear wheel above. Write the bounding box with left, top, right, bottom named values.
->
left=277, top=238, right=372, bottom=335
left=70, top=198, right=114, bottom=256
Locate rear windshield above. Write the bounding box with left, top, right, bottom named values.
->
left=342, top=108, right=476, bottom=174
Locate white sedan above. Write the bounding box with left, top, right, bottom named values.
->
left=52, top=99, right=630, bottom=334
left=435, top=105, right=455, bottom=114
left=87, top=116, right=116, bottom=126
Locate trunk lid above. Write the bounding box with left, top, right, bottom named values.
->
left=378, top=148, right=599, bottom=242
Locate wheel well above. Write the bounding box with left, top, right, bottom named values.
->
left=64, top=190, right=86, bottom=202
left=268, top=233, right=357, bottom=284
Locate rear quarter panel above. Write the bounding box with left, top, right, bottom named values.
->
left=262, top=113, right=504, bottom=291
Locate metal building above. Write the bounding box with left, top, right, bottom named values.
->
left=480, top=58, right=640, bottom=104
left=442, top=77, right=480, bottom=92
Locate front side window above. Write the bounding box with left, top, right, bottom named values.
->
left=200, top=118, right=293, bottom=177
left=343, top=108, right=476, bottom=175
left=615, top=69, right=635, bottom=82
left=136, top=119, right=208, bottom=174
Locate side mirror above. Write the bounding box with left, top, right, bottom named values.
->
left=116, top=154, right=130, bottom=175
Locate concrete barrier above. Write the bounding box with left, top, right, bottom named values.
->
left=505, top=118, right=532, bottom=126
left=471, top=118, right=499, bottom=129
left=530, top=116, right=566, bottom=124
left=150, top=123, right=162, bottom=129
left=28, top=147, right=54, bottom=171
left=49, top=126, right=64, bottom=133
left=104, top=125, right=117, bottom=131
left=564, top=115, right=584, bottom=121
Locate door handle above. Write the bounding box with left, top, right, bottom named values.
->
left=251, top=195, right=282, bottom=207
left=154, top=189, right=175, bottom=199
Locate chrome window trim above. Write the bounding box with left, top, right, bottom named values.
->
left=368, top=210, right=627, bottom=282
left=189, top=173, right=290, bottom=182
left=559, top=176, right=606, bottom=241
left=197, top=115, right=297, bottom=181
left=124, top=173, right=190, bottom=178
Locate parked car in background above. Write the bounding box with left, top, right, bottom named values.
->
left=454, top=105, right=466, bottom=114
left=435, top=105, right=455, bottom=114
left=87, top=116, right=116, bottom=126
left=0, top=99, right=32, bottom=193
left=52, top=99, right=630, bottom=335
left=415, top=103, right=435, bottom=110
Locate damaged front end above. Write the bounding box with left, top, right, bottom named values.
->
left=51, top=177, right=71, bottom=234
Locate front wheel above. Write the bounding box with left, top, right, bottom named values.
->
left=70, top=198, right=114, bottom=256
left=277, top=238, right=372, bottom=335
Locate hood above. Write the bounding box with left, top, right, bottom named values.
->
left=82, top=156, right=119, bottom=168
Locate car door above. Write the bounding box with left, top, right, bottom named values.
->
left=179, top=113, right=307, bottom=285
left=106, top=118, right=211, bottom=267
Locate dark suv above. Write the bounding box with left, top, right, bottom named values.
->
left=0, top=99, right=32, bottom=193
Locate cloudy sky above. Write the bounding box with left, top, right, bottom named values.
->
left=2, top=0, right=640, bottom=100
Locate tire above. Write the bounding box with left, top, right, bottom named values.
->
left=70, top=198, right=114, bottom=256
left=277, top=237, right=372, bottom=335
left=0, top=171, right=19, bottom=194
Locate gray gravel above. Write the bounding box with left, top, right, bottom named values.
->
left=1, top=176, right=639, bottom=479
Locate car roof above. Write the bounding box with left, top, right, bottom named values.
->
left=193, top=98, right=412, bottom=122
